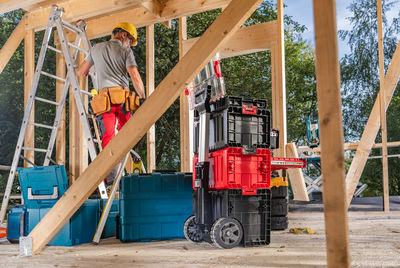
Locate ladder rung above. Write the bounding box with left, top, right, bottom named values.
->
left=41, top=71, right=66, bottom=82
left=35, top=97, right=59, bottom=106
left=67, top=42, right=88, bottom=55
left=61, top=20, right=83, bottom=34
left=48, top=45, right=63, bottom=54
left=28, top=121, right=54, bottom=130
left=22, top=147, right=48, bottom=153
left=80, top=90, right=91, bottom=96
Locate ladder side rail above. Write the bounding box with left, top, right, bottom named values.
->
left=0, top=6, right=59, bottom=223
left=54, top=19, right=108, bottom=198
left=43, top=28, right=85, bottom=166
left=77, top=21, right=98, bottom=90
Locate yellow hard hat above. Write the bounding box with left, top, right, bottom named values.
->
left=113, top=22, right=137, bottom=47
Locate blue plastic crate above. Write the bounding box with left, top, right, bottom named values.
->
left=17, top=166, right=68, bottom=209
left=25, top=199, right=99, bottom=246
left=119, top=172, right=193, bottom=242
left=7, top=206, right=26, bottom=243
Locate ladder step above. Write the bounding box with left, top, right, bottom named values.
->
left=67, top=42, right=88, bottom=55
left=41, top=71, right=66, bottom=82
left=48, top=45, right=63, bottom=54
left=28, top=121, right=54, bottom=130
left=61, top=20, right=83, bottom=34
left=35, top=97, right=59, bottom=106
left=80, top=90, right=91, bottom=96
left=22, top=147, right=48, bottom=153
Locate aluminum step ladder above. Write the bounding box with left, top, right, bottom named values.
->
left=0, top=6, right=107, bottom=223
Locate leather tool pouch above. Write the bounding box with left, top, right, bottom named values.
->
left=109, top=87, right=127, bottom=104
left=125, top=91, right=140, bottom=112
left=90, top=89, right=111, bottom=116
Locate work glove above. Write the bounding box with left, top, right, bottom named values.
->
left=139, top=98, right=145, bottom=105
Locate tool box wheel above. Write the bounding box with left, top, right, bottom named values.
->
left=183, top=216, right=203, bottom=243
left=210, top=217, right=243, bottom=249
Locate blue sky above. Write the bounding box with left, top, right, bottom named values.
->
left=284, top=0, right=400, bottom=58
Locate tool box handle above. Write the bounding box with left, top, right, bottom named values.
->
left=27, top=186, right=58, bottom=200
left=193, top=86, right=211, bottom=113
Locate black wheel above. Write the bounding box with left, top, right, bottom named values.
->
left=271, top=216, right=288, bottom=230
left=183, top=216, right=203, bottom=243
left=271, top=186, right=288, bottom=199
left=271, top=198, right=288, bottom=216
left=210, top=217, right=243, bottom=249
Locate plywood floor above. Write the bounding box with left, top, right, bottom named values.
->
left=1, top=215, right=400, bottom=267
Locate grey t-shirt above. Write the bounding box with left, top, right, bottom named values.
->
left=85, top=39, right=137, bottom=90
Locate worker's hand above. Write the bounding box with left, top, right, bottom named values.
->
left=139, top=98, right=145, bottom=105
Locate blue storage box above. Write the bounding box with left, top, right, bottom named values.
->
left=25, top=199, right=99, bottom=246
left=7, top=206, right=26, bottom=243
left=119, top=172, right=193, bottom=242
left=98, top=198, right=119, bottom=238
left=17, top=166, right=68, bottom=208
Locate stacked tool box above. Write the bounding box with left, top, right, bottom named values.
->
left=187, top=89, right=305, bottom=248
left=7, top=165, right=118, bottom=245
left=118, top=172, right=193, bottom=242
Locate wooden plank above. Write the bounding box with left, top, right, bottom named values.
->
left=24, top=29, right=35, bottom=167
left=345, top=40, right=400, bottom=207
left=0, top=0, right=44, bottom=14
left=179, top=16, right=190, bottom=172
left=313, top=0, right=350, bottom=267
left=286, top=143, right=309, bottom=201
left=82, top=0, right=230, bottom=39
left=25, top=0, right=143, bottom=31
left=299, top=141, right=400, bottom=152
left=146, top=24, right=156, bottom=173
left=182, top=21, right=277, bottom=58
left=28, top=0, right=263, bottom=254
left=141, top=0, right=162, bottom=17
left=161, top=20, right=172, bottom=29
left=0, top=17, right=25, bottom=75
left=55, top=38, right=66, bottom=166
left=377, top=0, right=389, bottom=212
left=271, top=0, right=286, bottom=158
left=69, top=52, right=88, bottom=183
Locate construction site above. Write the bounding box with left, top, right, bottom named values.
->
left=0, top=0, right=400, bottom=267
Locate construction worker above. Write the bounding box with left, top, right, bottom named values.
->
left=77, top=22, right=145, bottom=183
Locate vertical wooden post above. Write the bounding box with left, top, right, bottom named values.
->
left=146, top=24, right=156, bottom=172
left=179, top=16, right=191, bottom=172
left=69, top=52, right=88, bottom=183
left=24, top=29, right=34, bottom=167
left=377, top=0, right=390, bottom=212
left=313, top=0, right=350, bottom=267
left=271, top=0, right=287, bottom=157
left=55, top=35, right=66, bottom=166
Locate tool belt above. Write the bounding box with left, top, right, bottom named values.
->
left=90, top=86, right=140, bottom=116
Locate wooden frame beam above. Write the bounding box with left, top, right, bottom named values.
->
left=146, top=24, right=156, bottom=172
left=346, top=40, right=400, bottom=207
left=377, top=0, right=389, bottom=212
left=55, top=36, right=66, bottom=166
left=313, top=0, right=350, bottom=266
left=286, top=143, right=309, bottom=201
left=179, top=16, right=190, bottom=172
left=24, top=29, right=35, bottom=167
left=0, top=0, right=45, bottom=14
left=28, top=0, right=263, bottom=254
left=78, top=0, right=230, bottom=40
left=0, top=17, right=25, bottom=75
left=182, top=21, right=277, bottom=58
left=271, top=0, right=286, bottom=158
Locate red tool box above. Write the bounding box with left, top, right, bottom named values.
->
left=193, top=147, right=306, bottom=195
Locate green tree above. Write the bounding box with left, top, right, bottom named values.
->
left=339, top=0, right=400, bottom=195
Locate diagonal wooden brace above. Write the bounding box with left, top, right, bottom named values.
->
left=346, top=40, right=400, bottom=207
left=27, top=0, right=263, bottom=255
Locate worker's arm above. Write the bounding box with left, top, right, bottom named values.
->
left=127, top=65, right=145, bottom=99
left=76, top=60, right=92, bottom=77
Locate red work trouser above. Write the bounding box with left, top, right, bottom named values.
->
left=100, top=104, right=131, bottom=148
